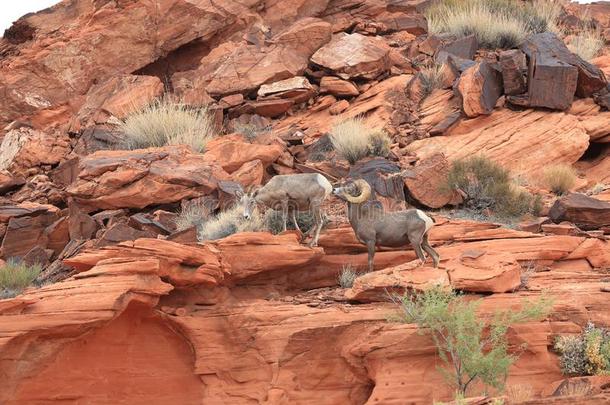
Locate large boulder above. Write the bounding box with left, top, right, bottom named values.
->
left=0, top=128, right=71, bottom=177
left=67, top=146, right=230, bottom=212
left=499, top=49, right=527, bottom=96
left=173, top=18, right=332, bottom=98
left=203, top=134, right=284, bottom=173
left=310, top=32, right=391, bottom=79
left=404, top=153, right=462, bottom=209
left=519, top=32, right=607, bottom=110
left=456, top=61, right=503, bottom=117
left=74, top=74, right=163, bottom=129
left=549, top=193, right=610, bottom=230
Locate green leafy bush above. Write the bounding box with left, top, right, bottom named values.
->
left=555, top=323, right=610, bottom=376
left=395, top=286, right=552, bottom=396
left=0, top=259, right=42, bottom=298
left=446, top=156, right=540, bottom=219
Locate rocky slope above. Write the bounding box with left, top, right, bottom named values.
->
left=1, top=0, right=610, bottom=403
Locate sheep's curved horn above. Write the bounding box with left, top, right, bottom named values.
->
left=342, top=179, right=371, bottom=204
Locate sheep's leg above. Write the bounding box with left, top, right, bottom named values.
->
left=291, top=209, right=303, bottom=237
left=408, top=232, right=426, bottom=266
left=422, top=233, right=440, bottom=268
left=281, top=201, right=288, bottom=232
left=366, top=240, right=376, bottom=272
left=308, top=202, right=323, bottom=247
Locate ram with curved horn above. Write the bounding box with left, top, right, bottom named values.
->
left=333, top=179, right=440, bottom=271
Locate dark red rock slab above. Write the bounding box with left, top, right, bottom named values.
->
left=499, top=49, right=527, bottom=96
left=549, top=193, right=610, bottom=230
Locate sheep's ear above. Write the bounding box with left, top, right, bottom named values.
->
left=234, top=188, right=244, bottom=198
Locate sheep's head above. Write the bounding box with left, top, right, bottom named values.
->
left=235, top=187, right=260, bottom=219
left=332, top=179, right=371, bottom=204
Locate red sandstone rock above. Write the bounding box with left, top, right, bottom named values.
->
left=549, top=193, right=610, bottom=230
left=456, top=61, right=503, bottom=117
left=311, top=33, right=391, bottom=80
left=404, top=153, right=462, bottom=208
left=67, top=146, right=230, bottom=211
left=203, top=134, right=284, bottom=173
left=319, top=76, right=360, bottom=97
left=0, top=128, right=70, bottom=177
left=74, top=74, right=163, bottom=129
left=329, top=99, right=350, bottom=115
left=409, top=108, right=589, bottom=176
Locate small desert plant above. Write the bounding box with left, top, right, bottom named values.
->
left=337, top=264, right=359, bottom=288
left=555, top=323, right=610, bottom=376
left=0, top=259, right=42, bottom=299
left=394, top=286, right=552, bottom=396
left=587, top=183, right=608, bottom=196
left=557, top=380, right=593, bottom=397
left=519, top=261, right=537, bottom=290
left=119, top=97, right=216, bottom=152
left=567, top=29, right=604, bottom=61
left=419, top=64, right=447, bottom=96
left=198, top=206, right=266, bottom=241
left=330, top=117, right=392, bottom=164
left=175, top=200, right=213, bottom=232
left=542, top=164, right=577, bottom=195
left=233, top=122, right=270, bottom=143
left=506, top=384, right=534, bottom=403
left=426, top=0, right=560, bottom=49
left=446, top=156, right=539, bottom=219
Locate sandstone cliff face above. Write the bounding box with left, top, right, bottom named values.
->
left=2, top=223, right=610, bottom=403
left=1, top=0, right=610, bottom=403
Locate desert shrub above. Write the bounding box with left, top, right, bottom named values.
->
left=368, top=131, right=392, bottom=158
left=395, top=286, right=552, bottom=396
left=330, top=117, right=392, bottom=164
left=542, top=164, right=577, bottom=195
left=119, top=97, right=216, bottom=152
left=265, top=210, right=319, bottom=235
left=555, top=323, right=610, bottom=376
left=233, top=122, right=270, bottom=143
left=506, top=384, right=534, bottom=403
left=557, top=380, right=594, bottom=397
left=587, top=183, right=608, bottom=196
left=419, top=64, right=447, bottom=96
left=446, top=156, right=539, bottom=219
left=337, top=264, right=359, bottom=288
left=426, top=0, right=560, bottom=49
left=175, top=200, right=213, bottom=232
left=567, top=29, right=604, bottom=61
left=0, top=259, right=42, bottom=299
left=519, top=261, right=537, bottom=290
left=198, top=206, right=265, bottom=241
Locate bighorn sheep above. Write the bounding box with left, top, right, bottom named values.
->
left=237, top=173, right=333, bottom=247
left=332, top=179, right=440, bottom=271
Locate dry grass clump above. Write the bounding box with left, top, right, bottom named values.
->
left=198, top=206, right=266, bottom=241
left=542, top=164, right=577, bottom=195
left=119, top=97, right=216, bottom=152
left=567, top=29, right=604, bottom=61
left=337, top=264, right=359, bottom=288
left=426, top=0, right=560, bottom=49
left=330, top=117, right=392, bottom=164
left=174, top=200, right=214, bottom=232
left=419, top=64, right=447, bottom=96
left=0, top=259, right=41, bottom=299
left=557, top=381, right=593, bottom=397
left=446, top=156, right=541, bottom=219
left=506, top=384, right=534, bottom=403
left=265, top=210, right=319, bottom=235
